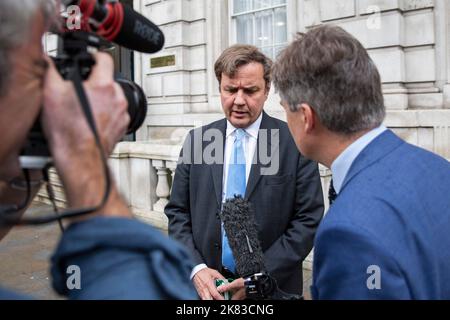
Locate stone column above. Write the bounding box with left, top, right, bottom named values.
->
left=206, top=0, right=229, bottom=113
left=152, top=160, right=170, bottom=212
left=165, top=160, right=178, bottom=193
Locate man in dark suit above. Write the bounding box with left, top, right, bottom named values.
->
left=165, top=45, right=324, bottom=300
left=272, top=25, right=450, bottom=299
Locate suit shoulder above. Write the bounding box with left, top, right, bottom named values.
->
left=265, top=114, right=289, bottom=130
left=264, top=114, right=294, bottom=139
left=185, top=118, right=226, bottom=137
left=366, top=139, right=450, bottom=188
left=265, top=114, right=302, bottom=153
left=401, top=141, right=450, bottom=168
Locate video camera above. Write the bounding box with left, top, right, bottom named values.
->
left=20, top=0, right=165, bottom=169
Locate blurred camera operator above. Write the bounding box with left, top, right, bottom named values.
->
left=0, top=0, right=196, bottom=299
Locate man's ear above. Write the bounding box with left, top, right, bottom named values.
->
left=299, top=103, right=315, bottom=133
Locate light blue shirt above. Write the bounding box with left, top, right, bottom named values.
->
left=331, top=126, right=387, bottom=194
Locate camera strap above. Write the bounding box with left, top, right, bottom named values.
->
left=70, top=64, right=99, bottom=143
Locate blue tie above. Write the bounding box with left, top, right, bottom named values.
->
left=222, top=129, right=246, bottom=274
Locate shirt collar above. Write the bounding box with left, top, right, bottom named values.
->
left=331, top=125, right=387, bottom=194
left=226, top=112, right=263, bottom=139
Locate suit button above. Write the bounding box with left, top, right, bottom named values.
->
left=214, top=243, right=220, bottom=249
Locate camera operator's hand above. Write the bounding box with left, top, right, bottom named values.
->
left=42, top=52, right=129, bottom=156
left=41, top=52, right=130, bottom=218
left=217, top=277, right=246, bottom=300
left=192, top=268, right=226, bottom=300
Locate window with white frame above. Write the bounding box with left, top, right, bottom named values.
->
left=231, top=0, right=288, bottom=59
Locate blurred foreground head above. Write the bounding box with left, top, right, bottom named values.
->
left=0, top=0, right=57, bottom=238
left=0, top=0, right=57, bottom=166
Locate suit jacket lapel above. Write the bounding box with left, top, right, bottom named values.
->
left=210, top=119, right=227, bottom=206
left=340, top=130, right=404, bottom=193
left=245, top=112, right=278, bottom=199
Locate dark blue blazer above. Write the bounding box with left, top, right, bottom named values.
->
left=312, top=130, right=450, bottom=299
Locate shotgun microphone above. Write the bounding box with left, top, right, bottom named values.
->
left=65, top=0, right=164, bottom=53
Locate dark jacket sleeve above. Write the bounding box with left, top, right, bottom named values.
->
left=51, top=217, right=197, bottom=300
left=264, top=155, right=324, bottom=283
left=165, top=133, right=205, bottom=266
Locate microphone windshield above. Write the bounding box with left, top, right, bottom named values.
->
left=113, top=3, right=165, bottom=53
left=220, top=196, right=265, bottom=277
left=69, top=1, right=165, bottom=54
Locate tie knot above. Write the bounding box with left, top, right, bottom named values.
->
left=235, top=129, right=246, bottom=141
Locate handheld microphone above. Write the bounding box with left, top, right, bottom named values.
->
left=65, top=0, right=165, bottom=53
left=220, top=196, right=302, bottom=300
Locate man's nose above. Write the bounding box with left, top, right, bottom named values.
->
left=234, top=89, right=245, bottom=106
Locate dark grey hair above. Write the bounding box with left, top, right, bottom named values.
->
left=272, top=25, right=385, bottom=135
left=214, top=44, right=272, bottom=92
left=0, top=0, right=57, bottom=96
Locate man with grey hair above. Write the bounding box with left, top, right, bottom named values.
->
left=0, top=0, right=196, bottom=299
left=272, top=25, right=450, bottom=299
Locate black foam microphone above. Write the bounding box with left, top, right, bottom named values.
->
left=66, top=0, right=164, bottom=53
left=220, top=196, right=302, bottom=300
left=220, top=196, right=265, bottom=277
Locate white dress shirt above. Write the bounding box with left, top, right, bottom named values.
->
left=190, top=112, right=263, bottom=279
left=222, top=112, right=262, bottom=201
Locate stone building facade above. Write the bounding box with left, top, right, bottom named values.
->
left=134, top=0, right=450, bottom=142
left=41, top=0, right=450, bottom=267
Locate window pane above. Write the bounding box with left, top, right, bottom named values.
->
left=274, top=7, right=287, bottom=45
left=233, top=0, right=252, bottom=14
left=255, top=10, right=273, bottom=48
left=261, top=46, right=273, bottom=59
left=254, top=0, right=272, bottom=10
left=236, top=14, right=254, bottom=45
left=272, top=0, right=287, bottom=6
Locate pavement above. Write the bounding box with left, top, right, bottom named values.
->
left=0, top=201, right=313, bottom=300
left=0, top=202, right=62, bottom=299
left=303, top=269, right=313, bottom=300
